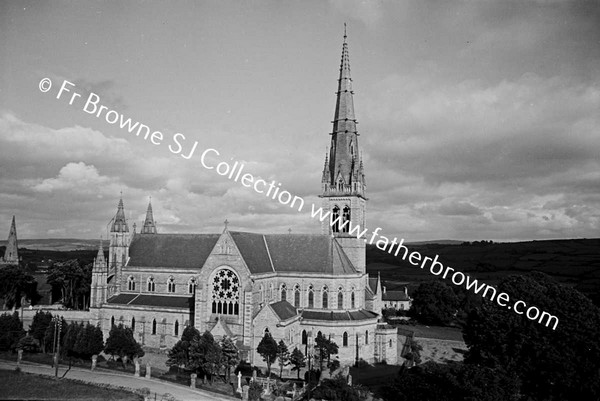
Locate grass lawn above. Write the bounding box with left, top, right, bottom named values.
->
left=0, top=369, right=142, bottom=401
left=408, top=324, right=464, bottom=341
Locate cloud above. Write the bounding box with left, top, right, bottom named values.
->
left=329, top=0, right=384, bottom=29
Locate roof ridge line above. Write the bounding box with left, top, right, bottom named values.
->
left=263, top=235, right=275, bottom=272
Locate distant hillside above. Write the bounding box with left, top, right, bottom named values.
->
left=0, top=238, right=101, bottom=251
left=367, top=238, right=600, bottom=306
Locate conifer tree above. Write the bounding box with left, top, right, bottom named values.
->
left=220, top=335, right=240, bottom=382
left=290, top=347, right=306, bottom=379
left=257, top=332, right=278, bottom=376
left=276, top=339, right=290, bottom=378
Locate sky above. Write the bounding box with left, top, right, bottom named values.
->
left=0, top=0, right=599, bottom=242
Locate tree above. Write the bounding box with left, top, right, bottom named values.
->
left=74, top=323, right=104, bottom=360
left=290, top=347, right=306, bottom=379
left=104, top=323, right=144, bottom=367
left=380, top=362, right=520, bottom=401
left=311, top=375, right=362, bottom=401
left=463, top=272, right=600, bottom=401
left=314, top=332, right=338, bottom=372
left=403, top=337, right=422, bottom=366
left=256, top=332, right=278, bottom=376
left=220, top=335, right=240, bottom=382
left=167, top=326, right=200, bottom=370
left=46, top=259, right=92, bottom=310
left=0, top=312, right=25, bottom=351
left=29, top=310, right=53, bottom=353
left=409, top=281, right=459, bottom=326
left=276, top=339, right=290, bottom=378
left=62, top=322, right=83, bottom=358
left=188, top=331, right=222, bottom=383
left=0, top=266, right=41, bottom=310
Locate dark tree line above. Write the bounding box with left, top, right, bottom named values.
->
left=46, top=259, right=92, bottom=310
left=383, top=273, right=600, bottom=401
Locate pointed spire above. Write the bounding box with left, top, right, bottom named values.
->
left=94, top=237, right=106, bottom=270
left=2, top=215, right=19, bottom=265
left=141, top=198, right=157, bottom=234
left=322, top=25, right=365, bottom=198
left=111, top=196, right=129, bottom=233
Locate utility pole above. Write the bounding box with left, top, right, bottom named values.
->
left=53, top=317, right=62, bottom=378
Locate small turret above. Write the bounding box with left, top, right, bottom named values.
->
left=1, top=216, right=19, bottom=266
left=141, top=198, right=157, bottom=234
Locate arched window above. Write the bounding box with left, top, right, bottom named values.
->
left=302, top=330, right=307, bottom=345
left=343, top=332, right=348, bottom=347
left=307, top=285, right=314, bottom=308
left=147, top=277, right=155, bottom=292
left=281, top=284, right=287, bottom=302
left=127, top=276, right=135, bottom=291
left=167, top=276, right=176, bottom=293
left=152, top=319, right=157, bottom=335
left=269, top=283, right=274, bottom=300
left=174, top=320, right=179, bottom=336
left=322, top=286, right=328, bottom=309
left=259, top=284, right=264, bottom=303
left=337, top=287, right=344, bottom=310
left=131, top=317, right=135, bottom=331
left=211, top=268, right=240, bottom=316
left=342, top=206, right=351, bottom=233
left=389, top=339, right=393, bottom=348
left=188, top=277, right=197, bottom=294
left=332, top=206, right=340, bottom=233
left=365, top=330, right=369, bottom=344
left=351, top=287, right=356, bottom=309
left=294, top=284, right=300, bottom=307
left=111, top=316, right=115, bottom=327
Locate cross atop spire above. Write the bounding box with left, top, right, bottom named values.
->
left=224, top=219, right=229, bottom=231
left=344, top=22, right=347, bottom=42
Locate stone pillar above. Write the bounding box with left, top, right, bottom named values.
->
left=242, top=385, right=249, bottom=401
left=17, top=349, right=23, bottom=368
left=251, top=369, right=257, bottom=382
left=145, top=363, right=151, bottom=379
left=347, top=373, right=352, bottom=386
left=91, top=355, right=98, bottom=371
left=134, top=358, right=140, bottom=377
left=236, top=371, right=243, bottom=393
left=190, top=373, right=197, bottom=389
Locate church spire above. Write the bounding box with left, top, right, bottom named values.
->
left=141, top=198, right=157, bottom=234
left=93, top=238, right=106, bottom=270
left=1, top=215, right=19, bottom=265
left=322, top=26, right=365, bottom=198
left=111, top=196, right=129, bottom=233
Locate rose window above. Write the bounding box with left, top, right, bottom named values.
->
left=211, top=268, right=240, bottom=315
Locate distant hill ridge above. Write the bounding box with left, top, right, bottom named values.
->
left=0, top=238, right=101, bottom=251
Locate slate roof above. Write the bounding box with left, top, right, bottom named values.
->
left=269, top=300, right=298, bottom=321
left=106, top=293, right=193, bottom=309
left=128, top=234, right=220, bottom=268
left=368, top=278, right=378, bottom=293
left=382, top=291, right=410, bottom=302
left=229, top=232, right=357, bottom=275
left=301, top=309, right=378, bottom=322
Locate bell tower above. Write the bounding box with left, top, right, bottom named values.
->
left=320, top=26, right=367, bottom=274
left=108, top=196, right=130, bottom=293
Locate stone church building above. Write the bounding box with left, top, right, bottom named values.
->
left=90, top=32, right=399, bottom=367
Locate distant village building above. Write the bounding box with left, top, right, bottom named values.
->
left=88, top=31, right=400, bottom=367
left=0, top=215, right=19, bottom=266
left=382, top=287, right=412, bottom=311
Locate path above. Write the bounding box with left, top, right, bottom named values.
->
left=0, top=360, right=237, bottom=401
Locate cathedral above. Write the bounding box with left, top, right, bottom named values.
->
left=90, top=31, right=399, bottom=367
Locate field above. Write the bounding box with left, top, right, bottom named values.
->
left=367, top=238, right=600, bottom=305
left=0, top=369, right=141, bottom=401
